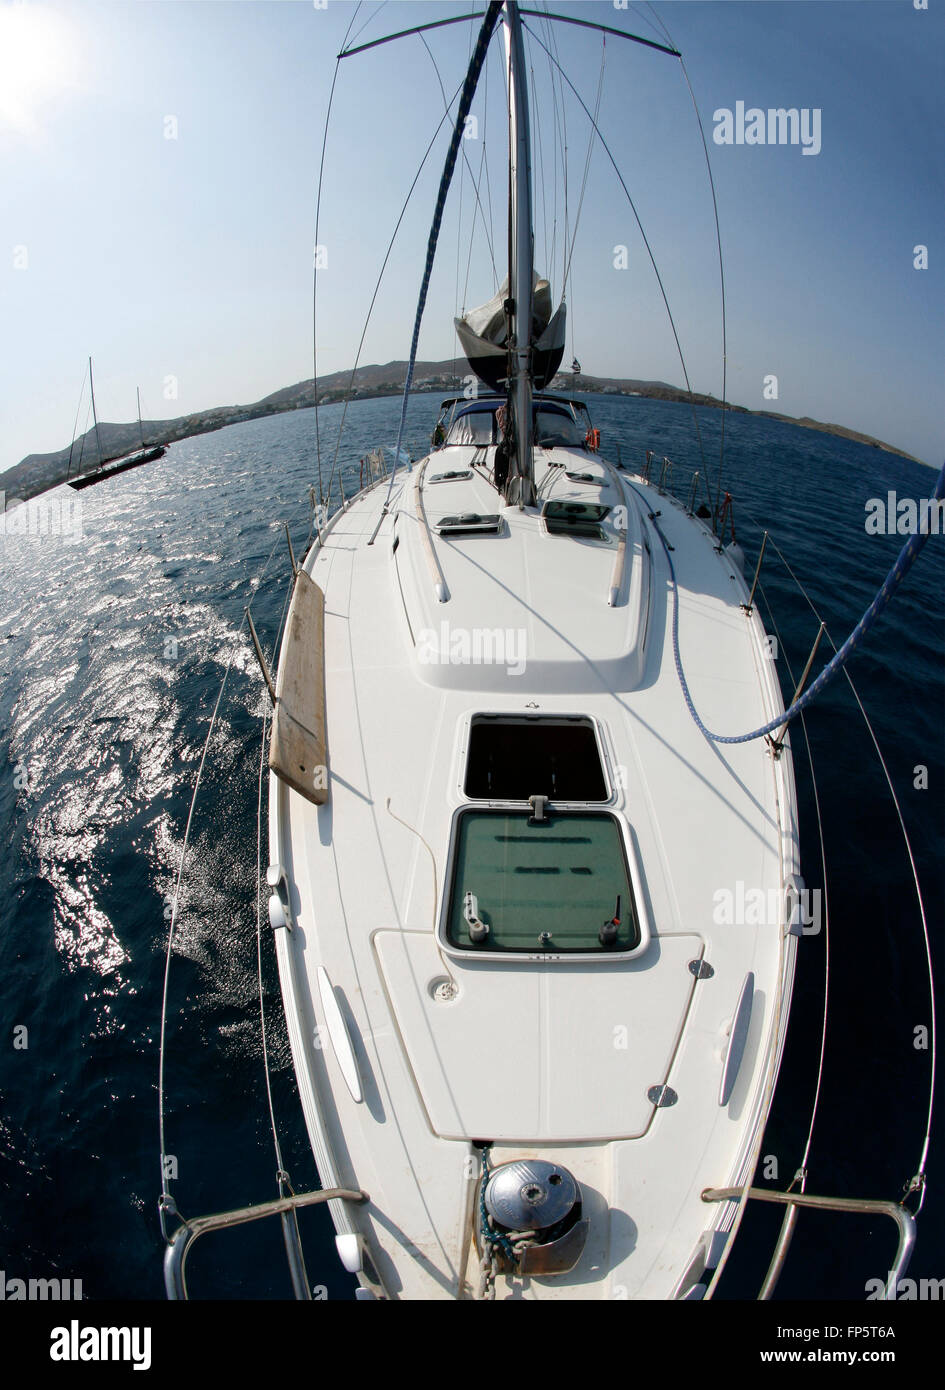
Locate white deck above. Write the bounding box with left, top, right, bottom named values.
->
left=269, top=441, right=800, bottom=1299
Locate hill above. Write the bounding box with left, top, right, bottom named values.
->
left=0, top=360, right=921, bottom=502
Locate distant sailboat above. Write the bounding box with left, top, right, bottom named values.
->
left=571, top=356, right=581, bottom=373
left=68, top=364, right=167, bottom=491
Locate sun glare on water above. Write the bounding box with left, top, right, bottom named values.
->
left=0, top=2, right=75, bottom=131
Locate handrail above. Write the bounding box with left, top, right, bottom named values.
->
left=163, top=1187, right=369, bottom=1300
left=599, top=455, right=630, bottom=607
left=414, top=461, right=450, bottom=603
left=608, top=527, right=628, bottom=607
left=702, top=1186, right=916, bottom=1300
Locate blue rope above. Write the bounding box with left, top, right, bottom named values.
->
left=631, top=462, right=945, bottom=746
left=384, top=2, right=503, bottom=507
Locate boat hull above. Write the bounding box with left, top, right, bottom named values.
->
left=68, top=446, right=167, bottom=489
left=267, top=449, right=802, bottom=1299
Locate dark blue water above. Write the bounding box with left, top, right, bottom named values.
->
left=0, top=393, right=941, bottom=1302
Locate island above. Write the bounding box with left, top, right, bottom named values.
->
left=0, top=359, right=923, bottom=503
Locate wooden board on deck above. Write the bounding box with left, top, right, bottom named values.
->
left=269, top=570, right=329, bottom=804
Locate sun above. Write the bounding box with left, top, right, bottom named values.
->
left=0, top=2, right=72, bottom=130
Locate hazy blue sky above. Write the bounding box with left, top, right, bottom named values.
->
left=1, top=0, right=942, bottom=471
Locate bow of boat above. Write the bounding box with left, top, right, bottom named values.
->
left=267, top=444, right=800, bottom=1299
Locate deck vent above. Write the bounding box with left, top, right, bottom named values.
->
left=565, top=471, right=598, bottom=483
left=429, top=470, right=473, bottom=483
left=436, top=512, right=501, bottom=535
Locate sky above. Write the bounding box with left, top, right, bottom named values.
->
left=0, top=0, right=942, bottom=471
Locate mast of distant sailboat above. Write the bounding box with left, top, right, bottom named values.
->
left=89, top=356, right=105, bottom=467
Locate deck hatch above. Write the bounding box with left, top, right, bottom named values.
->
left=445, top=808, right=641, bottom=954
left=543, top=499, right=610, bottom=540
left=464, top=714, right=607, bottom=801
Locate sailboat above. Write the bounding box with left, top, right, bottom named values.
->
left=68, top=367, right=167, bottom=491
left=160, top=1, right=931, bottom=1302
left=258, top=2, right=802, bottom=1300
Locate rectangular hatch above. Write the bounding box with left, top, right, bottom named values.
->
left=445, top=808, right=642, bottom=955
left=464, top=714, right=608, bottom=801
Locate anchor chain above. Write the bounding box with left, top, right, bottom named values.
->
left=475, top=1147, right=537, bottom=1299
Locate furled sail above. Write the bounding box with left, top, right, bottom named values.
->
left=454, top=273, right=566, bottom=391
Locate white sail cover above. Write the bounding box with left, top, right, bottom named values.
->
left=455, top=273, right=566, bottom=391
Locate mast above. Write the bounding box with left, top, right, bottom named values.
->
left=89, top=356, right=105, bottom=466
left=137, top=387, right=145, bottom=450
left=504, top=1, right=536, bottom=507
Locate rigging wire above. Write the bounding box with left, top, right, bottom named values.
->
left=480, top=57, right=499, bottom=299
left=625, top=0, right=676, bottom=46
left=347, top=0, right=388, bottom=51
left=312, top=4, right=363, bottom=508
left=538, top=10, right=561, bottom=295
left=464, top=50, right=494, bottom=306
left=522, top=20, right=716, bottom=500
left=644, top=1, right=729, bottom=522
left=546, top=10, right=570, bottom=294
left=323, top=78, right=468, bottom=508
left=562, top=35, right=606, bottom=287
left=65, top=364, right=90, bottom=478
left=379, top=1, right=504, bottom=517
left=73, top=393, right=94, bottom=478
left=561, top=33, right=607, bottom=364
left=452, top=23, right=469, bottom=366
left=420, top=31, right=499, bottom=287
left=75, top=395, right=94, bottom=475
left=530, top=55, right=549, bottom=286
left=454, top=13, right=480, bottom=380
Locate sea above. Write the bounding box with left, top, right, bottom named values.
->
left=0, top=392, right=941, bottom=1304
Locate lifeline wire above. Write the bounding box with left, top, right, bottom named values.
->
left=756, top=580, right=831, bottom=1184
left=254, top=560, right=299, bottom=1182
left=158, top=517, right=301, bottom=1210
left=740, top=509, right=937, bottom=1198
